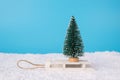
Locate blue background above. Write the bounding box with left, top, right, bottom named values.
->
left=0, top=0, right=120, bottom=53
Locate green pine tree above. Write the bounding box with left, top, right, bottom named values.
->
left=63, top=16, right=84, bottom=58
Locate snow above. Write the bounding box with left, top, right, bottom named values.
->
left=0, top=51, right=120, bottom=80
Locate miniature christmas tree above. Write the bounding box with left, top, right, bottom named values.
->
left=63, top=16, right=84, bottom=62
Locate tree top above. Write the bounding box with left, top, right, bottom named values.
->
left=71, top=16, right=75, bottom=20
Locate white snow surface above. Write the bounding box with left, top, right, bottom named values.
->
left=0, top=51, right=120, bottom=80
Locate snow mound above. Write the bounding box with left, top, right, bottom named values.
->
left=0, top=51, right=120, bottom=80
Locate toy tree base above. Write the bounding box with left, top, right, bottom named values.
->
left=68, top=57, right=79, bottom=62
